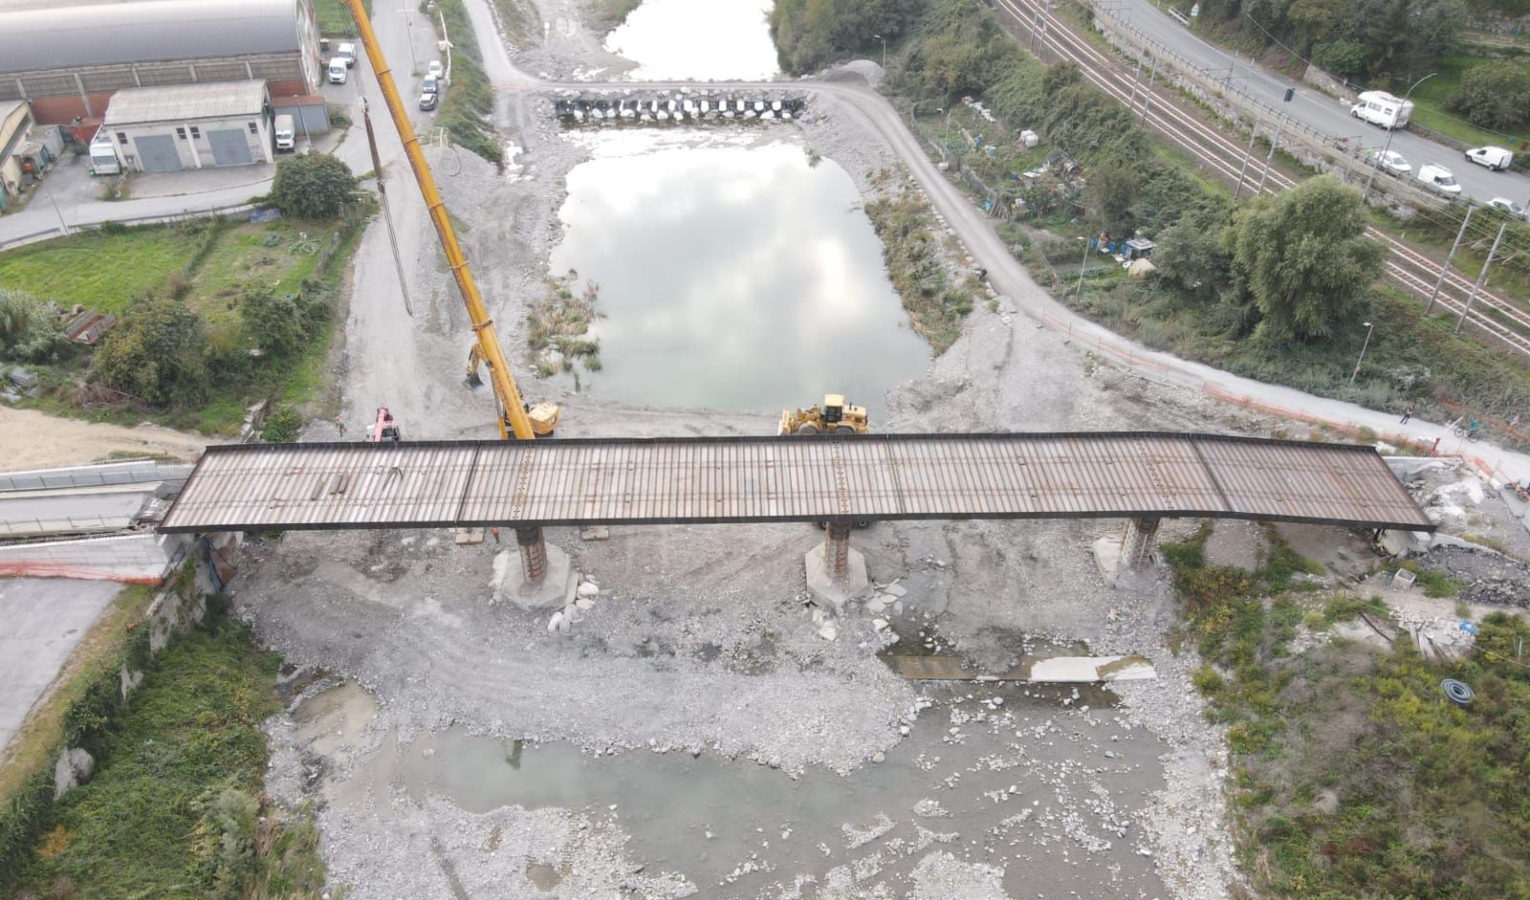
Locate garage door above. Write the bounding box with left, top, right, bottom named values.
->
left=133, top=135, right=181, bottom=173
left=207, top=129, right=252, bottom=166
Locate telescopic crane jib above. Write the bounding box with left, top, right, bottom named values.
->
left=340, top=0, right=557, bottom=440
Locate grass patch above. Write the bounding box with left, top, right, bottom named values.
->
left=1164, top=526, right=1530, bottom=899
left=312, top=0, right=370, bottom=36
left=0, top=226, right=203, bottom=313
left=527, top=272, right=604, bottom=375
left=491, top=0, right=539, bottom=44
left=4, top=207, right=366, bottom=436
left=9, top=606, right=330, bottom=899
left=864, top=170, right=979, bottom=354
left=585, top=0, right=641, bottom=32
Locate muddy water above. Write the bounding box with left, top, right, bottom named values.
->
left=315, top=681, right=1171, bottom=897
left=550, top=135, right=930, bottom=421
left=604, top=0, right=779, bottom=81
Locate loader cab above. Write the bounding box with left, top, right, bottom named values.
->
left=372, top=407, right=401, bottom=442
left=822, top=394, right=847, bottom=424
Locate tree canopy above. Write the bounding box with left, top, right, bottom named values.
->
left=770, top=0, right=921, bottom=74
left=90, top=295, right=209, bottom=406
left=269, top=154, right=359, bottom=220
left=1223, top=175, right=1384, bottom=342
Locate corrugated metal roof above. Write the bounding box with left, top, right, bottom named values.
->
left=0, top=0, right=300, bottom=75
left=158, top=433, right=1434, bottom=533
left=104, top=79, right=266, bottom=124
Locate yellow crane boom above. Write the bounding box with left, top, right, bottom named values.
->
left=341, top=0, right=548, bottom=440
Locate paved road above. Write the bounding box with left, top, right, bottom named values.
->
left=1102, top=0, right=1530, bottom=208
left=0, top=578, right=122, bottom=755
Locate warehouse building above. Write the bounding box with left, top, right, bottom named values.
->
left=103, top=80, right=274, bottom=172
left=0, top=0, right=325, bottom=130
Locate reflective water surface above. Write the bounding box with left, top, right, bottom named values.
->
left=550, top=134, right=930, bottom=420
left=604, top=0, right=780, bottom=82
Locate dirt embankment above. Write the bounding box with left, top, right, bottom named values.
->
left=0, top=407, right=205, bottom=470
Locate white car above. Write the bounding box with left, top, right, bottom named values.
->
left=428, top=60, right=444, bottom=80
left=1365, top=148, right=1411, bottom=177
left=1488, top=197, right=1527, bottom=220
left=1465, top=146, right=1513, bottom=171
left=1416, top=163, right=1462, bottom=196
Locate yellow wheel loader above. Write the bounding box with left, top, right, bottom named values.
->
left=778, top=394, right=870, bottom=436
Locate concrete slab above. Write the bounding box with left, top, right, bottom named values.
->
left=1091, top=535, right=1124, bottom=585
left=804, top=542, right=868, bottom=613
left=888, top=654, right=1157, bottom=682
left=495, top=544, right=573, bottom=611
left=0, top=578, right=123, bottom=754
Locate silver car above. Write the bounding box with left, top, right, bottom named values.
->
left=1365, top=148, right=1411, bottom=177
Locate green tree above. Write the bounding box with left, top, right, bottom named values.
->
left=1223, top=175, right=1383, bottom=341
left=1083, top=159, right=1137, bottom=235
left=1154, top=211, right=1232, bottom=304
left=269, top=153, right=358, bottom=219
left=90, top=295, right=209, bottom=406
left=1311, top=39, right=1366, bottom=76
left=1448, top=61, right=1530, bottom=131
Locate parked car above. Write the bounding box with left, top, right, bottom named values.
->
left=274, top=114, right=296, bottom=152
left=422, top=74, right=439, bottom=95
left=328, top=58, right=347, bottom=84
left=1416, top=163, right=1462, bottom=196
left=419, top=91, right=438, bottom=111
left=1488, top=197, right=1527, bottom=220
left=1465, top=146, right=1513, bottom=171
left=1364, top=148, right=1411, bottom=177
left=427, top=60, right=444, bottom=80
left=336, top=42, right=357, bottom=68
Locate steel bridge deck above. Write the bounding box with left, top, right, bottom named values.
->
left=157, top=433, right=1433, bottom=534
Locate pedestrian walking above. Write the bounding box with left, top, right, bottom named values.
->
left=491, top=527, right=500, bottom=544
left=335, top=415, right=345, bottom=437
left=1399, top=406, right=1414, bottom=424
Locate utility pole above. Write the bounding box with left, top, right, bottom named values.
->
left=1139, top=56, right=1158, bottom=124
left=1233, top=121, right=1259, bottom=200
left=1128, top=54, right=1143, bottom=112
left=1076, top=236, right=1093, bottom=296
left=1456, top=220, right=1507, bottom=335
left=1255, top=117, right=1283, bottom=195
left=1426, top=205, right=1473, bottom=315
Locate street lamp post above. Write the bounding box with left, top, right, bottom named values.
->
left=873, top=33, right=887, bottom=70
left=1363, top=72, right=1436, bottom=200
left=1350, top=320, right=1374, bottom=385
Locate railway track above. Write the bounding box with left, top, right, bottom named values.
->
left=989, top=0, right=1530, bottom=357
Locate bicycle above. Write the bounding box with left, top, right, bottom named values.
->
left=1451, top=422, right=1481, bottom=442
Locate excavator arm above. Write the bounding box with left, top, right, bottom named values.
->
left=340, top=0, right=547, bottom=440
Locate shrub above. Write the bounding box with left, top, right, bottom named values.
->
left=89, top=295, right=209, bottom=407
left=260, top=407, right=301, bottom=443
left=1448, top=61, right=1530, bottom=131
left=268, top=154, right=358, bottom=219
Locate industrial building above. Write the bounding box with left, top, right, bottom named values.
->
left=0, top=0, right=327, bottom=132
left=102, top=80, right=274, bottom=172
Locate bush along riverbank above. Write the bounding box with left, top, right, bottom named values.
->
left=1163, top=524, right=1530, bottom=899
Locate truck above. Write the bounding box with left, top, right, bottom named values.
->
left=1416, top=163, right=1462, bottom=197
left=1350, top=91, right=1413, bottom=129
left=88, top=130, right=121, bottom=176
left=274, top=114, right=296, bottom=152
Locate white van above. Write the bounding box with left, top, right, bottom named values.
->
left=1465, top=146, right=1513, bottom=171
left=328, top=58, right=347, bottom=84
left=274, top=114, right=296, bottom=152
left=1350, top=91, right=1413, bottom=129
left=1416, top=164, right=1462, bottom=196
left=336, top=42, right=357, bottom=68
left=88, top=132, right=120, bottom=176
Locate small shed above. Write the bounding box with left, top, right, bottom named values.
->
left=1124, top=238, right=1155, bottom=261
left=102, top=80, right=272, bottom=173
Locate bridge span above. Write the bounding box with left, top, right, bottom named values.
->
left=159, top=432, right=1431, bottom=606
